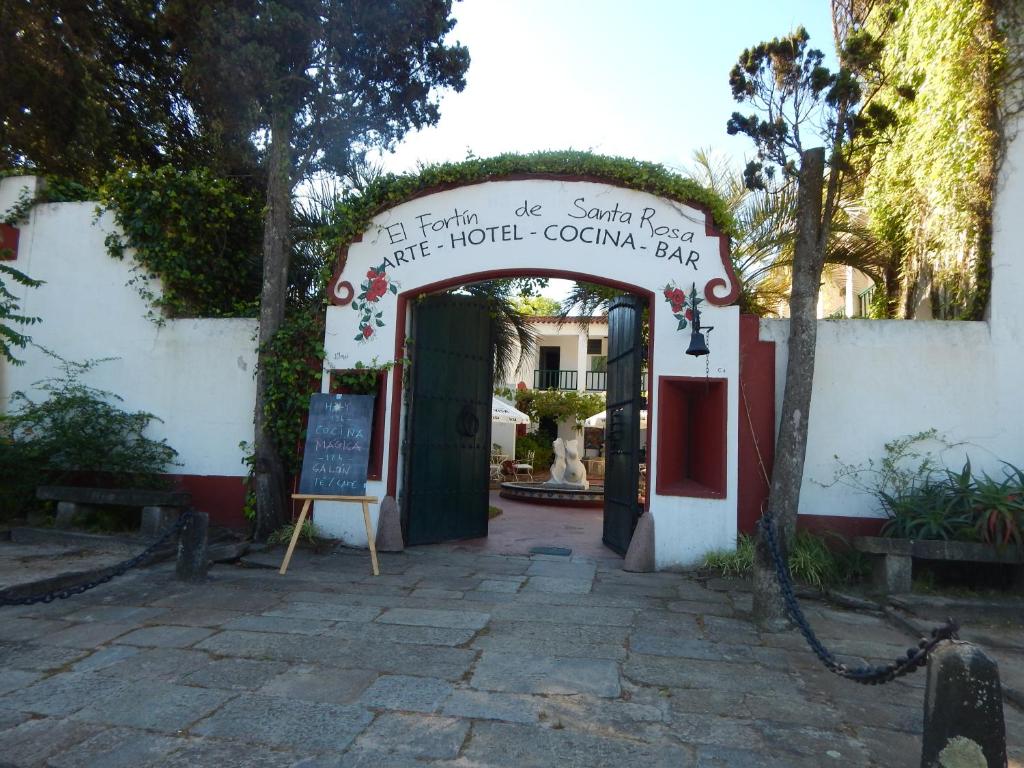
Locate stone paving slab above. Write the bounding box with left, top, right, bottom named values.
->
left=323, top=620, right=477, bottom=647
left=113, top=624, right=217, bottom=648
left=263, top=601, right=382, bottom=623
left=440, top=689, right=541, bottom=724
left=90, top=647, right=212, bottom=681
left=178, top=657, right=291, bottom=691
left=72, top=679, right=235, bottom=732
left=345, top=712, right=470, bottom=761
left=0, top=671, right=127, bottom=717
left=471, top=652, right=620, bottom=697
left=375, top=607, right=490, bottom=630
left=257, top=665, right=377, bottom=704
left=0, top=641, right=88, bottom=672
left=0, top=717, right=106, bottom=768
left=0, top=546, right=1021, bottom=767
left=192, top=695, right=373, bottom=752
left=46, top=727, right=182, bottom=768
left=460, top=720, right=695, bottom=767
left=156, top=738, right=305, bottom=768
left=358, top=674, right=454, bottom=713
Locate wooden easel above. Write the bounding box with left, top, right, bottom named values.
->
left=278, top=494, right=379, bottom=576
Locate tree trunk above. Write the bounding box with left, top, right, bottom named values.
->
left=753, top=147, right=827, bottom=628
left=253, top=114, right=293, bottom=541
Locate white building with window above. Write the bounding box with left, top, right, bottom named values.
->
left=491, top=315, right=611, bottom=464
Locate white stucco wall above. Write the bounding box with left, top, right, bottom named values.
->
left=764, top=111, right=1024, bottom=523
left=0, top=177, right=257, bottom=478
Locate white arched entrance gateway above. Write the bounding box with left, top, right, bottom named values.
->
left=317, top=176, right=741, bottom=568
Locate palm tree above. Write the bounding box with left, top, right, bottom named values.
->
left=448, top=280, right=538, bottom=385
left=686, top=148, right=889, bottom=316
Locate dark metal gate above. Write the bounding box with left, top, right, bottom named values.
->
left=403, top=294, right=494, bottom=546
left=603, top=295, right=644, bottom=554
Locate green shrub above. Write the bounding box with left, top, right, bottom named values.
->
left=702, top=532, right=869, bottom=589
left=515, top=431, right=553, bottom=472
left=267, top=519, right=320, bottom=546
left=703, top=534, right=755, bottom=577
left=0, top=354, right=179, bottom=519
left=827, top=432, right=1024, bottom=548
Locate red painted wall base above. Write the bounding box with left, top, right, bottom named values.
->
left=798, top=514, right=884, bottom=540
left=169, top=474, right=248, bottom=530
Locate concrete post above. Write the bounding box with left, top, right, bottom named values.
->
left=175, top=510, right=209, bottom=583
left=873, top=553, right=913, bottom=593
left=921, top=640, right=1006, bottom=768
left=140, top=506, right=180, bottom=538
left=54, top=501, right=78, bottom=529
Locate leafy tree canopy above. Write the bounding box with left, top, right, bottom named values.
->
left=0, top=0, right=253, bottom=184
left=512, top=295, right=561, bottom=316
left=176, top=0, right=471, bottom=181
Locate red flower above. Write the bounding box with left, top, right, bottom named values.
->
left=670, top=301, right=684, bottom=313
left=685, top=308, right=693, bottom=321
left=663, top=287, right=674, bottom=298
left=367, top=269, right=382, bottom=280
left=671, top=289, right=686, bottom=304
left=362, top=325, right=374, bottom=338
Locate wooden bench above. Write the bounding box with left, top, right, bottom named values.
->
left=854, top=536, right=1024, bottom=593
left=37, top=485, right=192, bottom=538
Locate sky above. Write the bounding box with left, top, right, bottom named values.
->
left=371, top=1, right=838, bottom=303
left=374, top=0, right=838, bottom=177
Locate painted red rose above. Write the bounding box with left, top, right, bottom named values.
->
left=670, top=301, right=684, bottom=313
left=672, top=289, right=686, bottom=304
left=366, top=277, right=388, bottom=301
left=663, top=287, right=674, bottom=298
left=366, top=269, right=382, bottom=280
left=362, top=325, right=374, bottom=338
left=685, top=308, right=693, bottom=321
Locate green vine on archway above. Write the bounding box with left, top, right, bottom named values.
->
left=323, top=151, right=736, bottom=286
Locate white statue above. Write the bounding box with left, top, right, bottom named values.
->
left=563, top=439, right=587, bottom=486
left=544, top=437, right=589, bottom=490
left=548, top=438, right=567, bottom=484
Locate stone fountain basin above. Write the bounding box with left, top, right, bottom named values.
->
left=499, top=482, right=604, bottom=508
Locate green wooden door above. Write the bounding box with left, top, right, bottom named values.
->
left=603, top=295, right=643, bottom=555
left=404, top=294, right=494, bottom=546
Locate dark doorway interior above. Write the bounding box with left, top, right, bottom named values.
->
left=538, top=346, right=561, bottom=389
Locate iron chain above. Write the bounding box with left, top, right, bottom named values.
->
left=759, top=511, right=958, bottom=684
left=0, top=510, right=193, bottom=607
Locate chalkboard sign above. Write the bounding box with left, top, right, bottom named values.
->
left=297, top=393, right=374, bottom=496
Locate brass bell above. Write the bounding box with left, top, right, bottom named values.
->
left=686, top=329, right=710, bottom=357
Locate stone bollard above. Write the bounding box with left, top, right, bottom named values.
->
left=375, top=495, right=404, bottom=552
left=623, top=512, right=655, bottom=572
left=921, top=640, right=1006, bottom=768
left=175, top=510, right=209, bottom=583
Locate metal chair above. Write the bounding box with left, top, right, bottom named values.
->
left=489, top=453, right=507, bottom=482
left=513, top=450, right=535, bottom=481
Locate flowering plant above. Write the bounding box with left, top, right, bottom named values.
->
left=351, top=265, right=399, bottom=342
left=663, top=281, right=701, bottom=330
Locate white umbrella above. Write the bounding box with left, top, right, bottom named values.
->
left=491, top=395, right=530, bottom=425
left=583, top=408, right=648, bottom=430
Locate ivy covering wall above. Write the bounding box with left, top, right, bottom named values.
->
left=861, top=0, right=1003, bottom=319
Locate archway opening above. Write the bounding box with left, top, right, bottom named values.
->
left=394, top=271, right=652, bottom=558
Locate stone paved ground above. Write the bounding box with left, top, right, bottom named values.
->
left=0, top=545, right=1021, bottom=767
